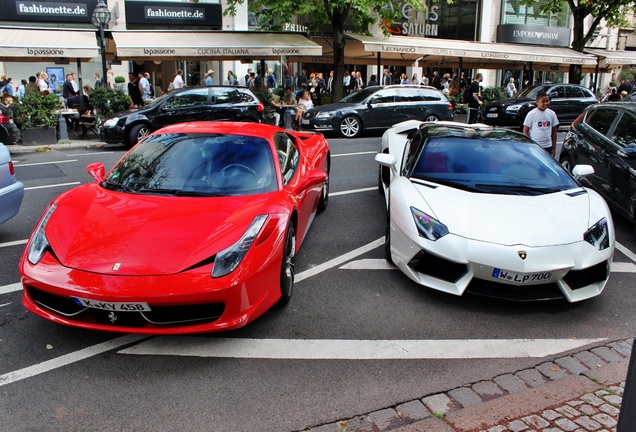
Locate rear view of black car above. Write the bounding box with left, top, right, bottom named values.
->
left=560, top=102, right=636, bottom=235
left=100, top=86, right=264, bottom=147
left=482, top=84, right=597, bottom=129
left=0, top=103, right=20, bottom=146
left=301, top=85, right=453, bottom=138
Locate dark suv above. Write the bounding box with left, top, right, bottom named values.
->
left=482, top=84, right=597, bottom=129
left=560, top=102, right=636, bottom=235
left=301, top=85, right=453, bottom=138
left=100, top=86, right=264, bottom=147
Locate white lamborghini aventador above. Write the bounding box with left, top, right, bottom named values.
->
left=376, top=121, right=614, bottom=302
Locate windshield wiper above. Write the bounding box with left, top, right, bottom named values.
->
left=412, top=176, right=482, bottom=192
left=102, top=180, right=137, bottom=193
left=475, top=184, right=562, bottom=195
left=138, top=187, right=222, bottom=197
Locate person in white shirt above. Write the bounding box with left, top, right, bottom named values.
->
left=71, top=72, right=79, bottom=93
left=523, top=90, right=559, bottom=156
left=294, top=90, right=313, bottom=128
left=138, top=72, right=151, bottom=100
left=173, top=69, right=184, bottom=90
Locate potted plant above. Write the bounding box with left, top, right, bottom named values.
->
left=90, top=86, right=133, bottom=122
left=16, top=91, right=62, bottom=145
left=114, top=76, right=126, bottom=91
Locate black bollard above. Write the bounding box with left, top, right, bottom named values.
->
left=617, top=339, right=636, bottom=431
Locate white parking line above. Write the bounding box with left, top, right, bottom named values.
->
left=296, top=237, right=384, bottom=282
left=616, top=241, right=636, bottom=263
left=25, top=182, right=81, bottom=191
left=0, top=239, right=27, bottom=249
left=0, top=335, right=149, bottom=387
left=332, top=151, right=377, bottom=158
left=340, top=259, right=395, bottom=270
left=331, top=187, right=377, bottom=197
left=120, top=337, right=606, bottom=360
left=0, top=283, right=22, bottom=295
left=67, top=152, right=114, bottom=156
left=14, top=160, right=78, bottom=167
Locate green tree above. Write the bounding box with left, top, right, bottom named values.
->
left=520, top=0, right=636, bottom=83
left=224, top=0, right=426, bottom=101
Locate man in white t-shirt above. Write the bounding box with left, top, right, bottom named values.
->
left=523, top=90, right=559, bottom=156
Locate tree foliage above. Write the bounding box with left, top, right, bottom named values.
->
left=223, top=0, right=427, bottom=101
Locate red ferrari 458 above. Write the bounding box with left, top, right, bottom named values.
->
left=19, top=122, right=330, bottom=334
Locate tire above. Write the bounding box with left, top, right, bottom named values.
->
left=278, top=223, right=296, bottom=306
left=317, top=157, right=330, bottom=212
left=339, top=116, right=361, bottom=138
left=560, top=153, right=573, bottom=173
left=377, top=165, right=384, bottom=193
left=128, top=124, right=152, bottom=147
left=384, top=209, right=393, bottom=264
left=424, top=114, right=439, bottom=122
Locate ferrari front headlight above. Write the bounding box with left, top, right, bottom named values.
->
left=27, top=204, right=56, bottom=264
left=411, top=207, right=448, bottom=241
left=212, top=215, right=268, bottom=278
left=584, top=218, right=610, bottom=250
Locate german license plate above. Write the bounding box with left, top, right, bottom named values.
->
left=486, top=113, right=498, bottom=118
left=301, top=119, right=310, bottom=125
left=72, top=297, right=151, bottom=311
left=491, top=268, right=552, bottom=284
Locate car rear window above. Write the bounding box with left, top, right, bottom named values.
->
left=586, top=108, right=617, bottom=136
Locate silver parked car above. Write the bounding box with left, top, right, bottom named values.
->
left=0, top=143, right=24, bottom=224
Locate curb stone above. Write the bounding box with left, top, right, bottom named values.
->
left=302, top=339, right=632, bottom=432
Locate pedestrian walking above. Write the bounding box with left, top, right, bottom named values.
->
left=466, top=73, right=483, bottom=124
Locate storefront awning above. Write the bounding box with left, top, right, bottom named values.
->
left=112, top=31, right=322, bottom=60
left=0, top=28, right=99, bottom=61
left=342, top=34, right=598, bottom=71
left=585, top=48, right=636, bottom=68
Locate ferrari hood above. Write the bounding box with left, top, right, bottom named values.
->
left=413, top=183, right=593, bottom=247
left=46, top=184, right=277, bottom=275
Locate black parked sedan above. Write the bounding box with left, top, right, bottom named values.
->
left=300, top=85, right=453, bottom=138
left=100, top=86, right=264, bottom=147
left=560, top=102, right=636, bottom=234
left=482, top=84, right=597, bottom=129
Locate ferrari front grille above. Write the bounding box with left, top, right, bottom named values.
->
left=27, top=287, right=225, bottom=328
left=408, top=250, right=468, bottom=283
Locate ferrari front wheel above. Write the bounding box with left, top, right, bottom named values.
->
left=278, top=223, right=296, bottom=305
left=318, top=157, right=330, bottom=212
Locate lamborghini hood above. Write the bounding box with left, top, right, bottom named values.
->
left=413, top=183, right=593, bottom=247
left=45, top=184, right=277, bottom=275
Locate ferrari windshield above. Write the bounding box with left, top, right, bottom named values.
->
left=409, top=137, right=580, bottom=195
left=104, top=133, right=277, bottom=196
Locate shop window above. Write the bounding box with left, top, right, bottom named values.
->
left=501, top=0, right=569, bottom=27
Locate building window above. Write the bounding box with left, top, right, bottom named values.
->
left=501, top=0, right=569, bottom=28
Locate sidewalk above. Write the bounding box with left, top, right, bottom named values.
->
left=305, top=340, right=632, bottom=432
left=7, top=136, right=119, bottom=154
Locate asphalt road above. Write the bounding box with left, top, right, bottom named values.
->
left=1, top=134, right=635, bottom=432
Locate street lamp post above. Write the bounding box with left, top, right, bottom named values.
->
left=92, top=0, right=111, bottom=88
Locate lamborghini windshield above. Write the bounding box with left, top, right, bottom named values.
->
left=409, top=137, right=580, bottom=195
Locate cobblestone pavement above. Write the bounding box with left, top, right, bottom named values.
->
left=304, top=339, right=632, bottom=432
